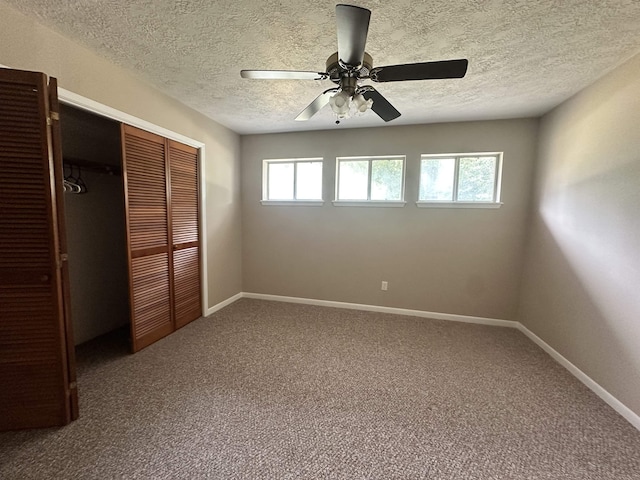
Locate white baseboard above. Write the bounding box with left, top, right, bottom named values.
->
left=205, top=292, right=243, bottom=317
left=209, top=291, right=640, bottom=432
left=242, top=292, right=517, bottom=328
left=516, top=323, right=640, bottom=431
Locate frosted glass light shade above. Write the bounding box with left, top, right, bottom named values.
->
left=329, top=91, right=351, bottom=117
left=352, top=93, right=373, bottom=114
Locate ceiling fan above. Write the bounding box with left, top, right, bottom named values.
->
left=240, top=4, right=468, bottom=124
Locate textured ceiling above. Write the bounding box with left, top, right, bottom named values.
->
left=5, top=0, right=640, bottom=134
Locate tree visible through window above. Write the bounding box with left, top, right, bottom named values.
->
left=419, top=153, right=501, bottom=203
left=337, top=156, right=405, bottom=201
left=458, top=157, right=496, bottom=201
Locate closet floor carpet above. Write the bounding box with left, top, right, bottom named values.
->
left=1, top=299, right=639, bottom=479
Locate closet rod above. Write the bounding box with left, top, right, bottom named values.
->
left=63, top=157, right=121, bottom=176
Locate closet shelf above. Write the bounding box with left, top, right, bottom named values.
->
left=63, top=157, right=121, bottom=176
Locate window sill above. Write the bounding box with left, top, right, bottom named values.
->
left=416, top=201, right=503, bottom=209
left=261, top=200, right=324, bottom=206
left=332, top=201, right=407, bottom=208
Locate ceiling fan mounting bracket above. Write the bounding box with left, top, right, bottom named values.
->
left=326, top=52, right=373, bottom=85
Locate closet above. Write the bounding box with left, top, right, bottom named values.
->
left=122, top=125, right=201, bottom=351
left=0, top=67, right=202, bottom=431
left=61, top=104, right=129, bottom=346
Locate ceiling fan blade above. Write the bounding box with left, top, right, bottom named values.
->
left=361, top=88, right=401, bottom=122
left=336, top=4, right=371, bottom=67
left=371, top=59, right=469, bottom=82
left=295, top=89, right=337, bottom=121
left=241, top=70, right=326, bottom=80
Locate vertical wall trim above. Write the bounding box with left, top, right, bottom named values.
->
left=199, top=145, right=208, bottom=316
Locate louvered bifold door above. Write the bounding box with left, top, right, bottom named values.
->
left=168, top=140, right=201, bottom=328
left=0, top=69, right=74, bottom=430
left=122, top=125, right=173, bottom=352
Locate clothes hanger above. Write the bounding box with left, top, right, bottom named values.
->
left=74, top=165, right=87, bottom=194
left=63, top=163, right=84, bottom=194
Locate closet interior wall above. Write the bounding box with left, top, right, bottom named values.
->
left=59, top=105, right=129, bottom=345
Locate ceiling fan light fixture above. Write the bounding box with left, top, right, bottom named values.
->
left=352, top=93, right=373, bottom=114
left=241, top=5, right=468, bottom=124
left=329, top=90, right=351, bottom=117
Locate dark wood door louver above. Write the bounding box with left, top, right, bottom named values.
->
left=0, top=68, right=77, bottom=430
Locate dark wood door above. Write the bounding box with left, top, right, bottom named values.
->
left=121, top=125, right=174, bottom=352
left=168, top=140, right=201, bottom=328
left=0, top=68, right=77, bottom=430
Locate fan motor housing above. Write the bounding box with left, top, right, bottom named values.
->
left=326, top=52, right=373, bottom=84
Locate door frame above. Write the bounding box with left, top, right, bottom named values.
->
left=57, top=88, right=209, bottom=317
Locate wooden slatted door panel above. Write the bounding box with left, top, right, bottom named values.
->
left=48, top=77, right=78, bottom=420
left=122, top=125, right=173, bottom=351
left=131, top=253, right=171, bottom=338
left=173, top=247, right=200, bottom=328
left=168, top=140, right=201, bottom=328
left=0, top=69, right=73, bottom=430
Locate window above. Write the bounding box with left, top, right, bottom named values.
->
left=262, top=158, right=323, bottom=204
left=418, top=153, right=502, bottom=207
left=335, top=155, right=405, bottom=206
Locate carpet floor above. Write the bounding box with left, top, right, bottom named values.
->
left=1, top=299, right=639, bottom=479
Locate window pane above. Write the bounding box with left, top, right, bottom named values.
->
left=371, top=159, right=403, bottom=201
left=419, top=158, right=454, bottom=201
left=268, top=162, right=294, bottom=200
left=338, top=160, right=369, bottom=200
left=458, top=156, right=496, bottom=201
left=296, top=161, right=323, bottom=200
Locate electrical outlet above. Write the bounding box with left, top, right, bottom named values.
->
left=381, top=281, right=388, bottom=291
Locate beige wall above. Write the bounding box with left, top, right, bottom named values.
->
left=242, top=119, right=538, bottom=319
left=0, top=2, right=243, bottom=310
left=518, top=53, right=640, bottom=415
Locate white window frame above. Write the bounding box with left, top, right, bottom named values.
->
left=261, top=157, right=324, bottom=206
left=333, top=155, right=407, bottom=207
left=417, top=152, right=503, bottom=209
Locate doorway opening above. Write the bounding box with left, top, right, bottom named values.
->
left=59, top=104, right=131, bottom=369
